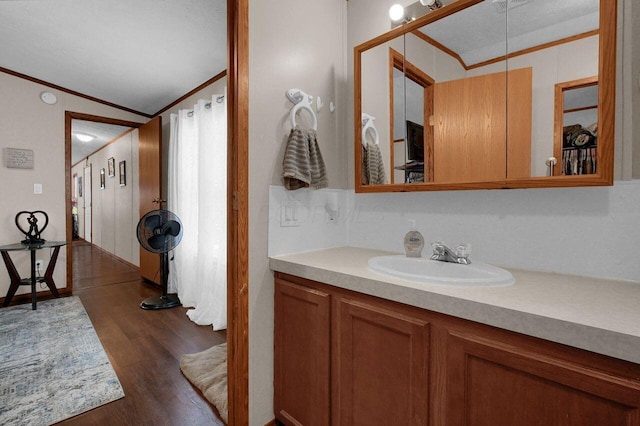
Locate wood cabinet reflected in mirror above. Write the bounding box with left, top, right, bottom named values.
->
left=355, top=0, right=616, bottom=192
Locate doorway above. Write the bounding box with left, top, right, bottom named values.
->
left=65, top=112, right=149, bottom=290
left=56, top=2, right=250, bottom=422
left=389, top=48, right=435, bottom=184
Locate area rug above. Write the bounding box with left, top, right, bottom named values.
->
left=0, top=296, right=124, bottom=425
left=180, top=342, right=228, bottom=424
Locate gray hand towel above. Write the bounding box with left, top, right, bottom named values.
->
left=362, top=142, right=386, bottom=185
left=283, top=126, right=328, bottom=190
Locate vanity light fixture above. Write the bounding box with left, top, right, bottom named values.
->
left=391, top=0, right=442, bottom=27
left=419, top=0, right=442, bottom=10
left=75, top=133, right=95, bottom=143
left=389, top=4, right=405, bottom=22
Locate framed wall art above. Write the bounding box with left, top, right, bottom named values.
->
left=119, top=161, right=126, bottom=187
left=107, top=157, right=115, bottom=177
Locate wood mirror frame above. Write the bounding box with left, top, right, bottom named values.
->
left=354, top=0, right=616, bottom=193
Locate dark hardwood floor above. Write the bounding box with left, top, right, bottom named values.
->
left=60, top=240, right=227, bottom=425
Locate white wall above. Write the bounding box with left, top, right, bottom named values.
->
left=268, top=186, right=347, bottom=256
left=249, top=0, right=348, bottom=422
left=0, top=72, right=147, bottom=298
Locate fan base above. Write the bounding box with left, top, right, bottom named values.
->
left=140, top=294, right=181, bottom=310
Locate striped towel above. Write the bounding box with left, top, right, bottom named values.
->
left=362, top=142, right=386, bottom=185
left=283, top=126, right=328, bottom=190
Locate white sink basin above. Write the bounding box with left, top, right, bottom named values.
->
left=368, top=255, right=515, bottom=287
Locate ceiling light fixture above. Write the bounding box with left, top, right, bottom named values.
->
left=40, top=91, right=57, bottom=105
left=75, top=133, right=95, bottom=143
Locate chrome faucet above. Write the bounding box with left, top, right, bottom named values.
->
left=430, top=242, right=471, bottom=265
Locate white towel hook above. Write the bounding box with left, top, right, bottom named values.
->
left=287, top=89, right=317, bottom=130
left=362, top=113, right=379, bottom=146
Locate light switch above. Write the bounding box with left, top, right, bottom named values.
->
left=280, top=201, right=302, bottom=227
left=34, top=183, right=42, bottom=194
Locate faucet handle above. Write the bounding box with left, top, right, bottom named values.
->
left=454, top=243, right=471, bottom=258
left=431, top=241, right=445, bottom=253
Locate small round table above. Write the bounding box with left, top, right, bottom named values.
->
left=0, top=241, right=67, bottom=310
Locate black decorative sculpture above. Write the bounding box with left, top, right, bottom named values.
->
left=15, top=210, right=48, bottom=244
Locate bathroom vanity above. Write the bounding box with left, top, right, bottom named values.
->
left=271, top=247, right=640, bottom=425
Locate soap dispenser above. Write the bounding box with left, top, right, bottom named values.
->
left=404, top=220, right=424, bottom=258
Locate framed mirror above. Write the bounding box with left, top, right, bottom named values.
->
left=355, top=0, right=616, bottom=192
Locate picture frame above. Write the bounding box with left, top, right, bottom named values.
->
left=119, top=161, right=126, bottom=187
left=78, top=176, right=83, bottom=197
left=100, top=168, right=106, bottom=189
left=107, top=157, right=115, bottom=177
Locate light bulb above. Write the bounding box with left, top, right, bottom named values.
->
left=389, top=4, right=405, bottom=22
left=419, top=0, right=442, bottom=10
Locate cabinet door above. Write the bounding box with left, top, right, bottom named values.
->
left=274, top=278, right=331, bottom=426
left=433, top=68, right=532, bottom=182
left=335, top=297, right=430, bottom=425
left=445, top=330, right=640, bottom=426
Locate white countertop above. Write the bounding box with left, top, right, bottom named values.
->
left=269, top=246, right=640, bottom=364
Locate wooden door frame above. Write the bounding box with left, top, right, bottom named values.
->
left=64, top=112, right=144, bottom=294
left=389, top=48, right=435, bottom=183
left=227, top=0, right=249, bottom=423
left=552, top=75, right=599, bottom=176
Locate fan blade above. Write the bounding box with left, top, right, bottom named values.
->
left=148, top=234, right=167, bottom=251
left=144, top=214, right=162, bottom=230
left=163, top=220, right=181, bottom=237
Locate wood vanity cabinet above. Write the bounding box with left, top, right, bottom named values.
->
left=274, top=273, right=640, bottom=425
left=274, top=277, right=331, bottom=425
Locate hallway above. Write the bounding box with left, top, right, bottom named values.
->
left=62, top=241, right=226, bottom=425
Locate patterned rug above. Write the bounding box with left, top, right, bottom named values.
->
left=0, top=297, right=124, bottom=425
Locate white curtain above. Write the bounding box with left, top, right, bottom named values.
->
left=168, top=94, right=227, bottom=330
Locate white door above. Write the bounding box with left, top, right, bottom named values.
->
left=83, top=165, right=92, bottom=242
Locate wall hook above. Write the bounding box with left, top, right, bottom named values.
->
left=287, top=89, right=317, bottom=130
left=286, top=89, right=313, bottom=105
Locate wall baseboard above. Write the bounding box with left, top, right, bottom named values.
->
left=88, top=241, right=140, bottom=271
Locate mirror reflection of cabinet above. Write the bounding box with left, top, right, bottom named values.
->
left=355, top=0, right=616, bottom=192
left=433, top=67, right=532, bottom=183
